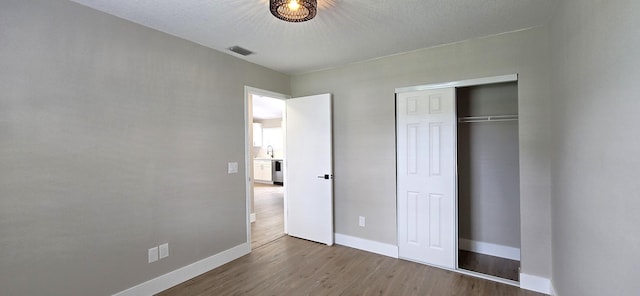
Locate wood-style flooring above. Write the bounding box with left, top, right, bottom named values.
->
left=458, top=250, right=521, bottom=282
left=157, top=236, right=545, bottom=296
left=251, top=184, right=284, bottom=249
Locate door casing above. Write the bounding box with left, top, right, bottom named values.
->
left=244, top=86, right=290, bottom=248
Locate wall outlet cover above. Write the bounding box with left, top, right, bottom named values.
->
left=359, top=216, right=366, bottom=227
left=148, top=247, right=159, bottom=263
left=159, top=243, right=169, bottom=259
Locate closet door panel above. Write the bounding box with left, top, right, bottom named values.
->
left=397, top=88, right=456, bottom=269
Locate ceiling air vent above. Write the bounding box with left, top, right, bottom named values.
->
left=228, top=46, right=254, bottom=56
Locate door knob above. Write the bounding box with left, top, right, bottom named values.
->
left=317, top=174, right=332, bottom=179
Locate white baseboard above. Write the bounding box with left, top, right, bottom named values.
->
left=459, top=238, right=520, bottom=261
left=113, top=243, right=250, bottom=296
left=520, top=273, right=552, bottom=295
left=334, top=233, right=398, bottom=258
left=250, top=213, right=256, bottom=223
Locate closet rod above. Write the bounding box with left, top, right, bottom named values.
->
left=457, top=115, right=518, bottom=123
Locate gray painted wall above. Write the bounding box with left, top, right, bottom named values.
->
left=549, top=1, right=640, bottom=295
left=291, top=27, right=552, bottom=278
left=457, top=83, right=520, bottom=248
left=0, top=1, right=289, bottom=295
left=14, top=1, right=639, bottom=294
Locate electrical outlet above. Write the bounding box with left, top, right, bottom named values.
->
left=148, top=247, right=158, bottom=263
left=359, top=216, right=366, bottom=227
left=159, top=243, right=169, bottom=259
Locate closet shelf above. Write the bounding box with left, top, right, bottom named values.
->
left=458, top=115, right=518, bottom=123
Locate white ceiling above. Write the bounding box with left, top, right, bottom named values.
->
left=252, top=95, right=285, bottom=120
left=70, top=0, right=557, bottom=75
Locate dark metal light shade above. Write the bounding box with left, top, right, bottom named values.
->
left=270, top=0, right=317, bottom=22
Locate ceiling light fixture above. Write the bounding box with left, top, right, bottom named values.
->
left=270, top=0, right=317, bottom=23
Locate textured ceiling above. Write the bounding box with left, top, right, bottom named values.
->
left=70, top=0, right=557, bottom=75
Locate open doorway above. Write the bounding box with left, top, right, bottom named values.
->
left=246, top=88, right=288, bottom=249
left=456, top=82, right=521, bottom=282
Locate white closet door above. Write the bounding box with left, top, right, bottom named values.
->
left=397, top=88, right=456, bottom=268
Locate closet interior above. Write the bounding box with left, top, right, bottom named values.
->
left=456, top=82, right=521, bottom=282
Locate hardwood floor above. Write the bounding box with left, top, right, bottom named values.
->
left=251, top=184, right=284, bottom=249
left=157, top=236, right=545, bottom=296
left=458, top=250, right=521, bottom=282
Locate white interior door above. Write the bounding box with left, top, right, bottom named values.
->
left=397, top=88, right=456, bottom=268
left=285, top=93, right=333, bottom=246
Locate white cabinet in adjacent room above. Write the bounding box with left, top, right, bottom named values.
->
left=253, top=123, right=263, bottom=147
left=253, top=159, right=272, bottom=183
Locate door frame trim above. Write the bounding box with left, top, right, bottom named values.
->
left=244, top=86, right=290, bottom=249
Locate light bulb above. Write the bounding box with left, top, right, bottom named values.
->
left=287, top=0, right=300, bottom=11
